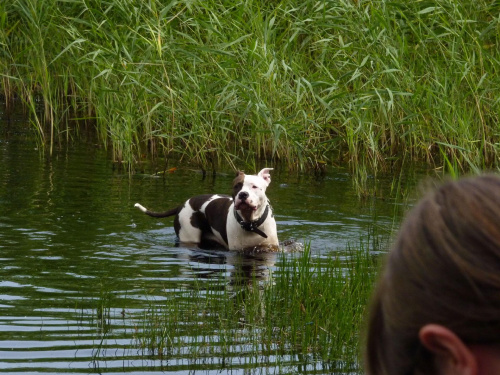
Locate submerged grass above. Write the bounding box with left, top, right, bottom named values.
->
left=132, top=244, right=378, bottom=372
left=2, top=0, right=499, bottom=174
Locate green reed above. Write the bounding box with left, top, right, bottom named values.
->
left=2, top=0, right=499, bottom=173
left=132, top=244, right=378, bottom=372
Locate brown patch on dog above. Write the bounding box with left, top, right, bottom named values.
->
left=174, top=215, right=181, bottom=236
left=204, top=197, right=233, bottom=246
left=189, top=211, right=211, bottom=232
left=188, top=194, right=215, bottom=211
left=232, top=171, right=245, bottom=199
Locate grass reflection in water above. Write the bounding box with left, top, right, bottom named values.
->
left=89, top=244, right=378, bottom=374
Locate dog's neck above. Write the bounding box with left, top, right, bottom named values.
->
left=233, top=204, right=271, bottom=238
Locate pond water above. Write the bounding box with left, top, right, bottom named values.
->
left=0, top=113, right=417, bottom=374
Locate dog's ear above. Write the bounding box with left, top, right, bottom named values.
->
left=233, top=170, right=245, bottom=185
left=258, top=168, right=273, bottom=185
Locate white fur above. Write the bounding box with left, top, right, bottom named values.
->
left=136, top=168, right=278, bottom=250
left=229, top=168, right=278, bottom=248
left=226, top=208, right=278, bottom=249
left=134, top=203, right=147, bottom=213
left=177, top=202, right=201, bottom=243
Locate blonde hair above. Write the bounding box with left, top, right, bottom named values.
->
left=364, top=175, right=500, bottom=375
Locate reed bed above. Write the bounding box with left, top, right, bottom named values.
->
left=132, top=245, right=378, bottom=372
left=1, top=0, right=499, bottom=173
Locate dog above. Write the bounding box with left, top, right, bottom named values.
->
left=134, top=168, right=279, bottom=251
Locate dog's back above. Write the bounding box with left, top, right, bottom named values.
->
left=135, top=194, right=233, bottom=248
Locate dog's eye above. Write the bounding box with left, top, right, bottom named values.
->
left=252, top=185, right=258, bottom=189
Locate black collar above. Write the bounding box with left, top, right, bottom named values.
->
left=234, top=204, right=270, bottom=238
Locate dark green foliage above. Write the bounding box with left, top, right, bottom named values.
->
left=2, top=0, right=499, bottom=173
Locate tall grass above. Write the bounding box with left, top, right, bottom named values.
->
left=1, top=0, right=499, bottom=173
left=132, top=245, right=378, bottom=372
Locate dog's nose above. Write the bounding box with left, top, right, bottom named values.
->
left=238, top=191, right=249, bottom=200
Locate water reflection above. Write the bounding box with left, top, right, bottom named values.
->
left=0, top=115, right=411, bottom=373
left=179, top=248, right=278, bottom=284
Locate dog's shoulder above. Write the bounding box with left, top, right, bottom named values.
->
left=186, top=194, right=230, bottom=211
left=203, top=195, right=233, bottom=214
left=203, top=195, right=233, bottom=225
left=202, top=195, right=233, bottom=246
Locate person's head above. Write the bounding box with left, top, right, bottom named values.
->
left=364, top=175, right=500, bottom=375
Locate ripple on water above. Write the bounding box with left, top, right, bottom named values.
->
left=0, top=129, right=408, bottom=374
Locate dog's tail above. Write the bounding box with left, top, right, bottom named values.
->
left=134, top=203, right=180, bottom=218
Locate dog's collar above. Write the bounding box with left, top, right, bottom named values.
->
left=234, top=204, right=270, bottom=238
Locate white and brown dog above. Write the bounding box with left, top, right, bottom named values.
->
left=134, top=168, right=279, bottom=251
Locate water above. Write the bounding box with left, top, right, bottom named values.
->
left=0, top=115, right=411, bottom=374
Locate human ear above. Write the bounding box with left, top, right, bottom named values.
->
left=419, top=324, right=477, bottom=375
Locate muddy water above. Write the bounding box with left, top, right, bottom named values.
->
left=0, top=116, right=413, bottom=374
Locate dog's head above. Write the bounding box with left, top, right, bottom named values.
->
left=232, top=168, right=272, bottom=217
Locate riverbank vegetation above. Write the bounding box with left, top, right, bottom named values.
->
left=1, top=0, right=499, bottom=173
